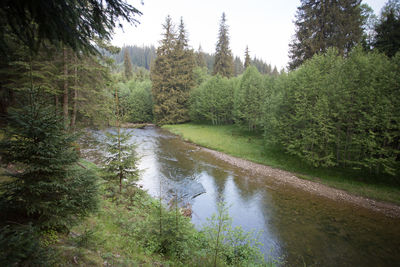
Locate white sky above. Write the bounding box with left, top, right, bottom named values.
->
left=112, top=0, right=387, bottom=70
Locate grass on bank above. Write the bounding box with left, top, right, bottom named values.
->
left=163, top=123, right=400, bottom=205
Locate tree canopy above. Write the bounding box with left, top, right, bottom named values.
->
left=288, top=0, right=363, bottom=70
left=0, top=0, right=142, bottom=55
left=374, top=0, right=400, bottom=57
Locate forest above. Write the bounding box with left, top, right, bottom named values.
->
left=1, top=0, right=400, bottom=266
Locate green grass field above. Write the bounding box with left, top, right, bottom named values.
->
left=163, top=123, right=400, bottom=205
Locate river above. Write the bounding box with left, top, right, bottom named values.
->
left=82, top=126, right=400, bottom=266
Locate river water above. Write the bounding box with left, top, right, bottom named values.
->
left=82, top=126, right=400, bottom=266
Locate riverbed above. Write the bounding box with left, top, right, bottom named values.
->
left=82, top=126, right=400, bottom=266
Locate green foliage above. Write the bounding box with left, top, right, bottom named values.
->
left=289, top=0, right=363, bottom=69
left=0, top=224, right=52, bottom=266
left=244, top=46, right=251, bottom=69
left=124, top=48, right=134, bottom=80
left=0, top=95, right=99, bottom=229
left=213, top=13, right=234, bottom=77
left=118, top=79, right=153, bottom=123
left=189, top=75, right=235, bottom=124
left=0, top=37, right=115, bottom=128
left=266, top=47, right=400, bottom=175
left=108, top=45, right=156, bottom=70
left=373, top=0, right=400, bottom=57
left=0, top=0, right=142, bottom=55
left=151, top=16, right=196, bottom=125
left=102, top=128, right=139, bottom=195
left=201, top=201, right=266, bottom=267
left=0, top=91, right=99, bottom=264
left=234, top=66, right=265, bottom=131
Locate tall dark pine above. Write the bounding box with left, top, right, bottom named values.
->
left=288, top=0, right=363, bottom=70
left=374, top=0, right=400, bottom=57
left=244, top=46, right=251, bottom=68
left=213, top=13, right=234, bottom=77
left=151, top=16, right=195, bottom=124
left=124, top=48, right=133, bottom=80
left=174, top=17, right=196, bottom=122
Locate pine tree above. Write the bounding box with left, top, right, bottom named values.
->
left=174, top=17, right=196, bottom=121
left=124, top=48, right=134, bottom=80
left=213, top=13, right=234, bottom=77
left=244, top=46, right=251, bottom=68
left=374, top=0, right=400, bottom=57
left=288, top=0, right=363, bottom=70
left=151, top=16, right=195, bottom=124
left=151, top=16, right=176, bottom=124
left=234, top=56, right=244, bottom=76
left=103, top=84, right=139, bottom=199
left=195, top=45, right=207, bottom=68
left=0, top=89, right=99, bottom=230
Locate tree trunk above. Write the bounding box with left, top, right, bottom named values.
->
left=63, top=47, right=69, bottom=128
left=70, top=56, right=78, bottom=130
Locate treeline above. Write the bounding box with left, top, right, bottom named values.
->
left=112, top=44, right=279, bottom=75
left=109, top=45, right=156, bottom=70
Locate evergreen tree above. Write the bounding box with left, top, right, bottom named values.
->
left=234, top=56, right=244, bottom=76
left=288, top=0, right=363, bottom=70
left=124, top=48, right=134, bottom=80
left=103, top=84, right=139, bottom=198
left=0, top=0, right=142, bottom=55
left=213, top=13, right=234, bottom=77
left=151, top=16, right=176, bottom=124
left=374, top=0, right=400, bottom=57
left=252, top=57, right=272, bottom=75
left=195, top=45, right=207, bottom=68
left=151, top=16, right=195, bottom=124
left=244, top=46, right=251, bottom=68
left=174, top=17, right=196, bottom=121
left=0, top=90, right=99, bottom=258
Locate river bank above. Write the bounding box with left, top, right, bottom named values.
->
left=163, top=124, right=400, bottom=218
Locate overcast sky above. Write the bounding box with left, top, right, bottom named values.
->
left=112, top=0, right=387, bottom=70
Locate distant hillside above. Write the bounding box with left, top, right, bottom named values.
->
left=108, top=45, right=280, bottom=75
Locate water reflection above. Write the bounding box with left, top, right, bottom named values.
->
left=82, top=126, right=400, bottom=266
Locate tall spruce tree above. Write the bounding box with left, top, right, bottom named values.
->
left=288, top=0, right=363, bottom=70
left=0, top=88, right=99, bottom=238
left=213, top=13, right=234, bottom=77
left=124, top=48, right=134, bottom=80
left=174, top=17, right=196, bottom=121
left=244, top=46, right=251, bottom=68
left=374, top=0, right=400, bottom=57
left=151, top=16, right=195, bottom=124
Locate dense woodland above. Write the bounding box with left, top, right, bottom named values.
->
left=1, top=0, right=400, bottom=265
